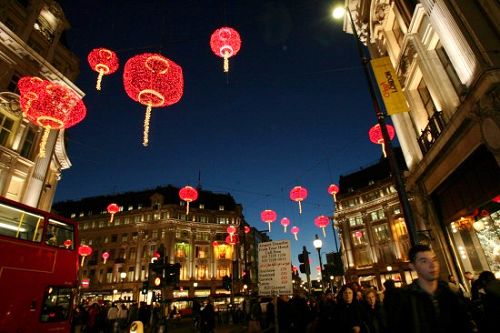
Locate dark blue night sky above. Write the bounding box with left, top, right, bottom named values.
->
left=55, top=0, right=390, bottom=272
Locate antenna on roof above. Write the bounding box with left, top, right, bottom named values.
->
left=197, top=170, right=202, bottom=190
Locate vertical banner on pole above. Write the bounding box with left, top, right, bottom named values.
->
left=370, top=57, right=409, bottom=115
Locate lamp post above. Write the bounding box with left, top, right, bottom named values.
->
left=313, top=235, right=325, bottom=293
left=332, top=3, right=417, bottom=246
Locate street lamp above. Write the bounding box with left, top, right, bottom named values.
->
left=332, top=1, right=417, bottom=246
left=313, top=235, right=325, bottom=293
left=120, top=272, right=127, bottom=299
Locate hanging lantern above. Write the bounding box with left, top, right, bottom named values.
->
left=63, top=239, right=72, bottom=249
left=492, top=195, right=500, bottom=203
left=314, top=215, right=330, bottom=238
left=210, top=27, right=241, bottom=73
left=123, top=53, right=183, bottom=146
left=179, top=186, right=198, bottom=215
left=328, top=184, right=340, bottom=202
left=87, top=48, right=119, bottom=91
left=107, top=203, right=119, bottom=223
left=260, top=209, right=277, bottom=232
left=369, top=123, right=395, bottom=157
left=102, top=251, right=109, bottom=264
left=290, top=186, right=308, bottom=214
left=227, top=225, right=237, bottom=241
left=78, top=244, right=93, bottom=267
left=291, top=226, right=300, bottom=241
left=226, top=234, right=239, bottom=245
left=18, top=77, right=86, bottom=158
left=280, top=217, right=290, bottom=233
left=244, top=226, right=251, bottom=234
left=354, top=230, right=364, bottom=240
left=292, top=266, right=298, bottom=272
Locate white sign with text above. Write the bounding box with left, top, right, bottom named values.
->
left=258, top=240, right=293, bottom=296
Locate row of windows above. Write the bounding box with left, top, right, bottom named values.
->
left=350, top=221, right=408, bottom=246
left=341, top=186, right=396, bottom=208
left=82, top=229, right=215, bottom=245
left=347, top=206, right=401, bottom=227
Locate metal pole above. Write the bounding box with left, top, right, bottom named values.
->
left=317, top=248, right=325, bottom=293
left=345, top=8, right=417, bottom=246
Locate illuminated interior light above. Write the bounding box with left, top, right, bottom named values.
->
left=0, top=222, right=27, bottom=232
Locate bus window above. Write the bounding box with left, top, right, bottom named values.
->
left=0, top=202, right=44, bottom=242
left=46, top=219, right=75, bottom=249
left=40, top=286, right=73, bottom=322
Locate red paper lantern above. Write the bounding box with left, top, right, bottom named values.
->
left=492, top=195, right=500, bottom=203
left=63, top=239, right=72, bottom=249
left=210, top=27, right=241, bottom=73
left=227, top=225, right=237, bottom=242
left=78, top=244, right=93, bottom=267
left=328, top=184, right=340, bottom=202
left=87, top=48, right=119, bottom=91
left=226, top=234, right=239, bottom=245
left=179, top=186, right=198, bottom=215
left=314, top=215, right=330, bottom=238
left=102, top=251, right=109, bottom=264
left=291, top=226, right=300, bottom=241
left=292, top=266, right=298, bottom=272
left=369, top=124, right=395, bottom=157
left=18, top=76, right=86, bottom=157
left=261, top=209, right=277, bottom=232
left=290, top=186, right=308, bottom=214
left=354, top=230, right=364, bottom=240
left=244, top=226, right=251, bottom=234
left=107, top=203, right=119, bottom=223
left=123, top=53, right=183, bottom=146
left=280, top=217, right=290, bottom=233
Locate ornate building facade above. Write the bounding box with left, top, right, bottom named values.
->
left=0, top=0, right=81, bottom=210
left=344, top=0, right=500, bottom=279
left=335, top=151, right=414, bottom=289
left=52, top=185, right=266, bottom=302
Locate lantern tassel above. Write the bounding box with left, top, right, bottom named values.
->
left=38, top=127, right=51, bottom=158
left=284, top=226, right=287, bottom=233
left=103, top=258, right=107, bottom=264
left=381, top=143, right=387, bottom=158
left=298, top=201, right=302, bottom=214
left=109, top=213, right=115, bottom=223
left=294, top=233, right=298, bottom=241
left=223, top=52, right=229, bottom=73
left=80, top=256, right=86, bottom=267
left=333, top=193, right=337, bottom=202
left=186, top=202, right=190, bottom=215
left=322, top=227, right=326, bottom=238
left=96, top=70, right=104, bottom=91
left=143, top=104, right=152, bottom=146
left=268, top=222, right=271, bottom=232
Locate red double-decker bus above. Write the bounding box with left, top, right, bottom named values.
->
left=0, top=196, right=79, bottom=333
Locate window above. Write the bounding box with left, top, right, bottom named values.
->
left=0, top=112, right=18, bottom=146
left=152, top=230, right=158, bottom=239
left=348, top=216, right=364, bottom=227
left=132, top=232, right=138, bottom=240
left=196, top=264, right=208, bottom=280
left=435, top=41, right=463, bottom=95
left=40, top=286, right=72, bottom=322
left=417, top=79, right=436, bottom=117
left=121, top=234, right=128, bottom=242
left=200, top=216, right=208, bottom=223
left=362, top=191, right=380, bottom=202
left=352, top=229, right=368, bottom=246
left=199, top=204, right=205, bottom=209
left=128, top=205, right=133, bottom=211
left=19, top=126, right=36, bottom=158
left=195, top=245, right=209, bottom=258
left=127, top=267, right=134, bottom=281
left=175, top=243, right=188, bottom=258
left=373, top=224, right=391, bottom=242
left=106, top=268, right=113, bottom=283
left=129, top=248, right=136, bottom=261
left=111, top=234, right=118, bottom=242
left=217, top=264, right=230, bottom=278
left=219, top=205, right=225, bottom=211
left=46, top=219, right=75, bottom=249
left=7, top=73, right=21, bottom=93
left=0, top=202, right=45, bottom=241
left=392, top=18, right=404, bottom=47
left=370, top=209, right=386, bottom=222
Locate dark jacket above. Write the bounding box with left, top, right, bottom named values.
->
left=362, top=302, right=386, bottom=333
left=334, top=300, right=364, bottom=333
left=387, top=279, right=477, bottom=333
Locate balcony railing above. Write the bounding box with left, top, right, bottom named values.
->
left=417, top=111, right=446, bottom=154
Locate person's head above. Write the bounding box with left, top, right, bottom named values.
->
left=339, top=285, right=355, bottom=304
left=364, top=289, right=378, bottom=308
left=464, top=271, right=474, bottom=281
left=383, top=279, right=395, bottom=291
left=448, top=274, right=456, bottom=283
left=478, top=271, right=496, bottom=285
left=408, top=244, right=440, bottom=282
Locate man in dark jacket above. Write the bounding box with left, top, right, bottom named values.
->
left=387, top=244, right=477, bottom=333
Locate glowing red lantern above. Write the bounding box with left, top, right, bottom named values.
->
left=328, top=184, right=339, bottom=202
left=227, top=225, right=237, bottom=241
left=81, top=278, right=90, bottom=289
left=87, top=48, right=119, bottom=91
left=291, top=226, right=300, bottom=241
left=18, top=76, right=86, bottom=157
left=78, top=244, right=93, bottom=267
left=316, top=265, right=321, bottom=272
left=123, top=53, right=183, bottom=146
left=226, top=234, right=239, bottom=245
left=492, top=195, right=500, bottom=203
left=102, top=251, right=109, bottom=264
left=107, top=203, right=119, bottom=223
left=244, top=226, right=251, bottom=234
left=179, top=185, right=198, bottom=215
left=314, top=215, right=330, bottom=238
left=63, top=239, right=72, bottom=249
left=280, top=217, right=290, bottom=233
left=369, top=124, right=395, bottom=157
left=261, top=209, right=277, bottom=232
left=290, top=186, right=308, bottom=214
left=292, top=266, right=298, bottom=272
left=354, top=230, right=364, bottom=240
left=210, top=27, right=241, bottom=73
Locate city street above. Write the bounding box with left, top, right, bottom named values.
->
left=166, top=317, right=248, bottom=333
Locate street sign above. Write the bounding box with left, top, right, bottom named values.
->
left=258, top=240, right=293, bottom=296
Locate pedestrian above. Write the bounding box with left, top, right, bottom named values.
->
left=200, top=298, right=215, bottom=333
left=118, top=304, right=128, bottom=331
left=107, top=302, right=119, bottom=332
left=86, top=303, right=100, bottom=333
left=475, top=270, right=500, bottom=332
left=386, top=244, right=477, bottom=333
left=361, top=289, right=386, bottom=333
left=448, top=274, right=466, bottom=297
left=248, top=297, right=262, bottom=333
left=288, top=293, right=311, bottom=333
left=334, top=285, right=363, bottom=333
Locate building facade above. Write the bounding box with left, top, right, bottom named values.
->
left=345, top=0, right=500, bottom=279
left=335, top=153, right=414, bottom=289
left=0, top=0, right=81, bottom=210
left=52, top=185, right=266, bottom=303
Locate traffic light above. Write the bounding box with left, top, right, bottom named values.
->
left=298, top=247, right=310, bottom=275
left=141, top=281, right=149, bottom=295
left=166, top=263, right=181, bottom=287
left=148, top=261, right=164, bottom=288
left=242, top=270, right=250, bottom=285
left=222, top=275, right=231, bottom=291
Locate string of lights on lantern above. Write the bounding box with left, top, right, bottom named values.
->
left=123, top=53, right=184, bottom=146
left=78, top=244, right=93, bottom=267
left=179, top=186, right=198, bottom=215
left=107, top=203, right=119, bottom=223
left=87, top=48, right=119, bottom=91
left=369, top=123, right=395, bottom=157
left=290, top=186, right=308, bottom=214
left=314, top=215, right=330, bottom=238
left=210, top=27, right=241, bottom=73
left=280, top=217, right=290, bottom=233
left=261, top=209, right=277, bottom=232
left=18, top=76, right=86, bottom=158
